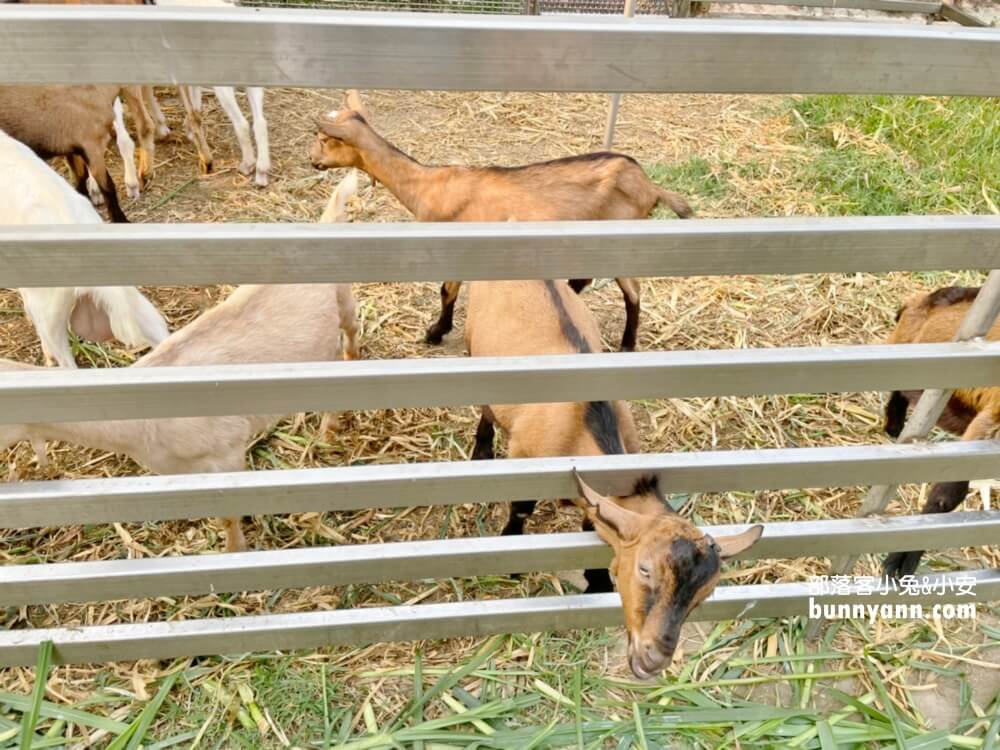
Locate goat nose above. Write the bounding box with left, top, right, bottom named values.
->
left=643, top=642, right=663, bottom=666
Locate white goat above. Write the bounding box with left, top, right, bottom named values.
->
left=0, top=174, right=360, bottom=551
left=1, top=128, right=169, bottom=367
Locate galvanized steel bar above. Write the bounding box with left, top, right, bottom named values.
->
left=2, top=342, right=999, bottom=425
left=2, top=512, right=997, bottom=607
left=4, top=216, right=1000, bottom=287
left=2, top=10, right=999, bottom=93
left=2, top=442, right=1000, bottom=529
left=0, top=568, right=993, bottom=666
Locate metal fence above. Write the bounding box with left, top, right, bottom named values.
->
left=0, top=7, right=999, bottom=666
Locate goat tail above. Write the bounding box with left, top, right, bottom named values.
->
left=83, top=287, right=170, bottom=350
left=656, top=187, right=693, bottom=219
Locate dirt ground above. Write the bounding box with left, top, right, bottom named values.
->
left=1, top=79, right=997, bottom=721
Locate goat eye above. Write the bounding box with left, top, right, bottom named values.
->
left=637, top=563, right=651, bottom=578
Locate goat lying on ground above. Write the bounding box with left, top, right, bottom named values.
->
left=1, top=127, right=168, bottom=367
left=881, top=285, right=1000, bottom=579
left=465, top=278, right=761, bottom=679
left=310, top=91, right=692, bottom=352
left=0, top=175, right=360, bottom=551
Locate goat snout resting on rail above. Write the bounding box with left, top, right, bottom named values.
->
left=464, top=279, right=761, bottom=679
left=881, top=285, right=1000, bottom=579
left=310, top=91, right=692, bottom=352
left=1, top=128, right=169, bottom=367
left=0, top=176, right=360, bottom=552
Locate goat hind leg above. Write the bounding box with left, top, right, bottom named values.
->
left=85, top=150, right=128, bottom=223
left=178, top=85, right=213, bottom=174
left=213, top=86, right=256, bottom=178
left=112, top=98, right=141, bottom=200
left=246, top=86, right=270, bottom=187
left=425, top=281, right=462, bottom=345
left=617, top=277, right=641, bottom=352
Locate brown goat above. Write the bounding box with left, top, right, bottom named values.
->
left=310, top=92, right=692, bottom=352
left=881, top=285, right=1000, bottom=578
left=0, top=85, right=134, bottom=222
left=465, top=279, right=761, bottom=679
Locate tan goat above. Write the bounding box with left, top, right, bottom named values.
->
left=881, top=285, right=1000, bottom=579
left=465, top=279, right=761, bottom=679
left=310, top=91, right=692, bottom=352
left=0, top=176, right=360, bottom=552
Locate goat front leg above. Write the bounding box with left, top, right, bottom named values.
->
left=142, top=85, right=171, bottom=140
left=81, top=137, right=128, bottom=223
left=121, top=85, right=156, bottom=191
left=883, top=407, right=999, bottom=579
left=178, top=85, right=213, bottom=174
left=212, top=86, right=256, bottom=179
left=471, top=406, right=496, bottom=461
left=111, top=98, right=141, bottom=201
left=223, top=516, right=247, bottom=553
left=19, top=288, right=77, bottom=368
left=616, top=277, right=641, bottom=352
left=337, top=284, right=360, bottom=361
left=425, top=281, right=462, bottom=345
left=246, top=87, right=270, bottom=187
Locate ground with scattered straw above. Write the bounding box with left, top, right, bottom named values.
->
left=0, top=82, right=997, bottom=747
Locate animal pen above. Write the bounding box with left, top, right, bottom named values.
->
left=0, top=4, right=999, bottom=672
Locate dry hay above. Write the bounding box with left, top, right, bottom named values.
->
left=0, top=87, right=995, bottom=704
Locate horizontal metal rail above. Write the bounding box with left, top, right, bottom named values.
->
left=0, top=568, right=993, bottom=666
left=3, top=512, right=996, bottom=607
left=4, top=216, right=1000, bottom=287
left=2, top=9, right=998, bottom=94
left=1, top=342, right=998, bottom=425
left=708, top=0, right=940, bottom=10
left=2, top=442, right=999, bottom=529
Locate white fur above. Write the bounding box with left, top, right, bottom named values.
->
left=149, top=0, right=271, bottom=186
left=87, top=97, right=141, bottom=203
left=0, top=174, right=360, bottom=551
left=1, top=128, right=169, bottom=367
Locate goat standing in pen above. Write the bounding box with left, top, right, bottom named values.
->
left=309, top=91, right=692, bottom=352
left=881, top=285, right=1000, bottom=579
left=0, top=174, right=360, bottom=551
left=1, top=127, right=168, bottom=367
left=0, top=84, right=148, bottom=223
left=465, top=278, right=761, bottom=679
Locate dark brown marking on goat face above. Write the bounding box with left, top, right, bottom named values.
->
left=574, top=471, right=762, bottom=680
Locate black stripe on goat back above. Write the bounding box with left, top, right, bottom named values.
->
left=485, top=151, right=640, bottom=173
left=585, top=401, right=624, bottom=455
left=925, top=286, right=981, bottom=309
left=543, top=280, right=593, bottom=354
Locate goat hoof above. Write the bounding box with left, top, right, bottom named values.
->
left=255, top=169, right=269, bottom=188
left=155, top=125, right=172, bottom=141
left=126, top=185, right=141, bottom=201
left=425, top=329, right=445, bottom=345
left=882, top=550, right=924, bottom=580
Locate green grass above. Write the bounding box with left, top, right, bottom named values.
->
left=790, top=95, right=1000, bottom=216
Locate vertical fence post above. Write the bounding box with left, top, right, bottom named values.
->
left=602, top=0, right=637, bottom=150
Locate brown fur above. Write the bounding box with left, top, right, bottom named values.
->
left=310, top=92, right=692, bottom=352
left=886, top=286, right=1000, bottom=435
left=465, top=279, right=760, bottom=678
left=881, top=286, right=1000, bottom=577
left=0, top=84, right=132, bottom=222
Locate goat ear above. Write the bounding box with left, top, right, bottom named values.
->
left=317, top=119, right=351, bottom=142
left=710, top=524, right=763, bottom=560
left=573, top=470, right=644, bottom=543
left=344, top=89, right=370, bottom=119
